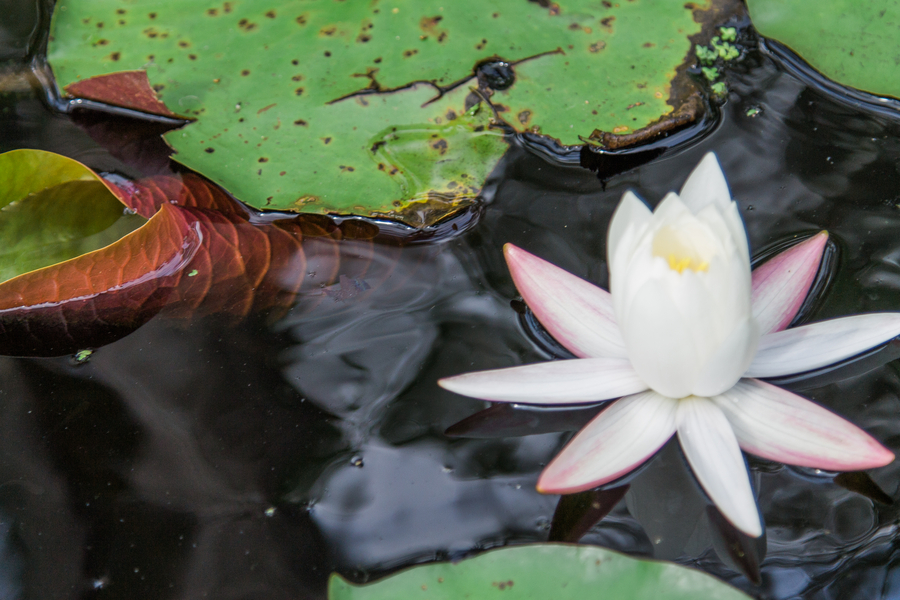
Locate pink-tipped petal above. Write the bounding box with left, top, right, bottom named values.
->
left=713, top=379, right=894, bottom=470
left=537, top=391, right=677, bottom=494
left=747, top=313, right=900, bottom=378
left=504, top=244, right=627, bottom=359
left=676, top=397, right=763, bottom=538
left=438, top=358, right=647, bottom=404
left=751, top=232, right=828, bottom=335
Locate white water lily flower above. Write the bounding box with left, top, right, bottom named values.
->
left=439, top=153, right=898, bottom=538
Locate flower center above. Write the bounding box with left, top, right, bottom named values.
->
left=651, top=224, right=716, bottom=274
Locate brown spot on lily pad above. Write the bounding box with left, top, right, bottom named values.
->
left=431, top=139, right=448, bottom=154
left=589, top=40, right=606, bottom=53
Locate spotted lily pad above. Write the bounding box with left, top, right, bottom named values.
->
left=748, top=0, right=900, bottom=99
left=48, top=0, right=739, bottom=226
left=328, top=544, right=752, bottom=600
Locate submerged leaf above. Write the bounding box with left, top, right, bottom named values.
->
left=0, top=149, right=353, bottom=355
left=0, top=202, right=196, bottom=356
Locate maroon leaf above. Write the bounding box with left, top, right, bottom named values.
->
left=64, top=70, right=182, bottom=118
left=0, top=150, right=390, bottom=355
left=0, top=203, right=198, bottom=355
left=104, top=172, right=246, bottom=218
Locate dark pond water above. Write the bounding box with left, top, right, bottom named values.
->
left=4, top=2, right=900, bottom=599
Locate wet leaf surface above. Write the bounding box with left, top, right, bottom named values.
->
left=0, top=149, right=360, bottom=355
left=328, top=543, right=752, bottom=599
left=47, top=0, right=740, bottom=225
left=0, top=150, right=146, bottom=284
left=0, top=202, right=195, bottom=356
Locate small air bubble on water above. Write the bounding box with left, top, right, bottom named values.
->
left=91, top=577, right=108, bottom=590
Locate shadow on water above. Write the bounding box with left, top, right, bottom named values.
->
left=4, top=2, right=900, bottom=598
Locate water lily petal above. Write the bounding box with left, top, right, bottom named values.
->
left=620, top=276, right=702, bottom=398
left=437, top=358, right=647, bottom=404
left=746, top=313, right=900, bottom=378
left=713, top=379, right=894, bottom=470
left=676, top=397, right=762, bottom=537
left=607, top=190, right=652, bottom=269
left=679, top=153, right=731, bottom=213
left=679, top=153, right=749, bottom=264
left=504, top=244, right=627, bottom=359
left=692, top=317, right=759, bottom=397
left=538, top=391, right=677, bottom=494
left=751, top=232, right=828, bottom=335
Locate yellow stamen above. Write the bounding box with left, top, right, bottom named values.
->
left=666, top=255, right=709, bottom=274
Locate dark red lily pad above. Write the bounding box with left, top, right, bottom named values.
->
left=0, top=149, right=362, bottom=355
left=0, top=203, right=198, bottom=355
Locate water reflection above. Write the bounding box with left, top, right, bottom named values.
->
left=4, top=8, right=900, bottom=598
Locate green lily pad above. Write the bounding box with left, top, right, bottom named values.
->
left=48, top=0, right=736, bottom=226
left=328, top=544, right=752, bottom=600
left=0, top=149, right=146, bottom=283
left=747, top=0, right=900, bottom=99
